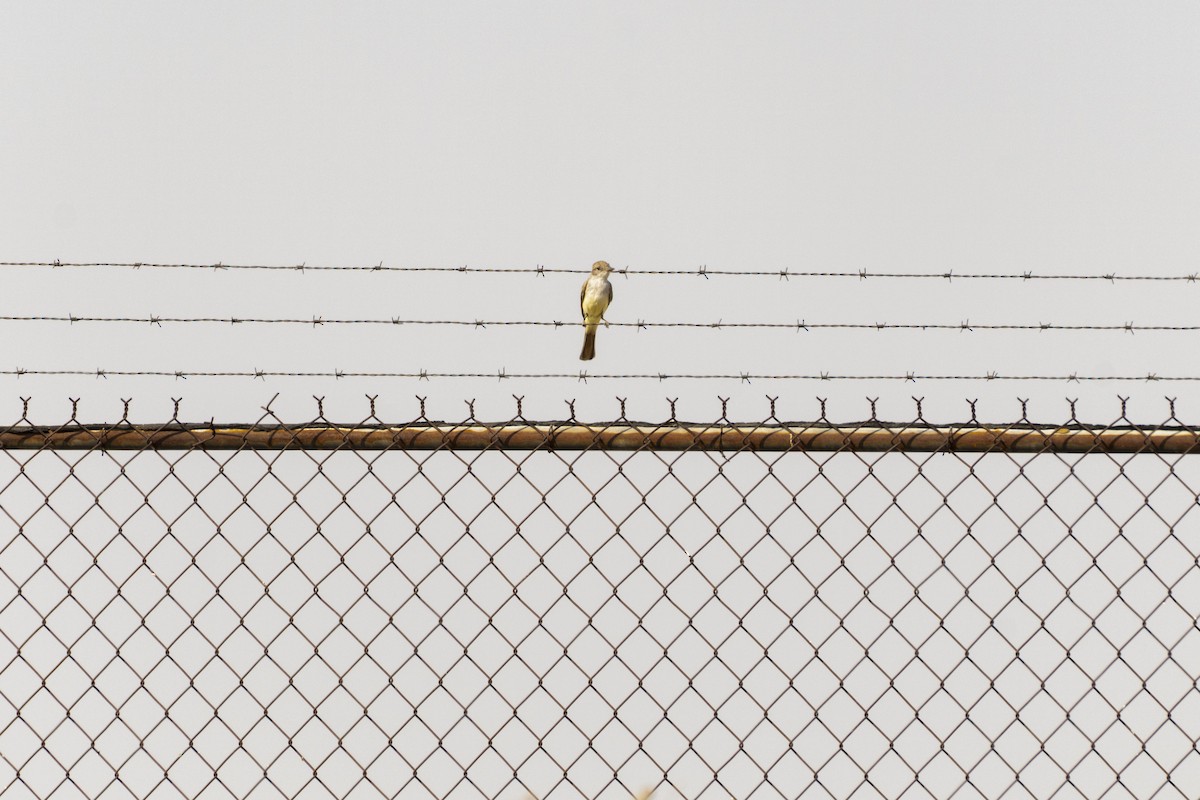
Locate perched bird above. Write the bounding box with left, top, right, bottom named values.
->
left=579, top=260, right=614, bottom=361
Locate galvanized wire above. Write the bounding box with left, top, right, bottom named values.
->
left=0, top=368, right=1196, bottom=382
left=1, top=396, right=1198, bottom=799
left=0, top=314, right=1194, bottom=334
left=4, top=260, right=1200, bottom=282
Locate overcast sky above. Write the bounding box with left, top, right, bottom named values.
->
left=3, top=2, right=1199, bottom=425
left=4, top=7, right=1200, bottom=799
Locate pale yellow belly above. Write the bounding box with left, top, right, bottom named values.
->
left=582, top=286, right=609, bottom=322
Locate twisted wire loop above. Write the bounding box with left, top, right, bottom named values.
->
left=1, top=397, right=1198, bottom=799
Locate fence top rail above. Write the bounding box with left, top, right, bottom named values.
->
left=1, top=422, right=1197, bottom=453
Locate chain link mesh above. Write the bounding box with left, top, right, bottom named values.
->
left=2, top=402, right=1198, bottom=799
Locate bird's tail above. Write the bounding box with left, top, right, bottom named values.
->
left=580, top=323, right=598, bottom=361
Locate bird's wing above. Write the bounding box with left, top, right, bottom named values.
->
left=605, top=281, right=613, bottom=305
left=580, top=280, right=588, bottom=318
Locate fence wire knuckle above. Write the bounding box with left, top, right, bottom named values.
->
left=0, top=397, right=1198, bottom=798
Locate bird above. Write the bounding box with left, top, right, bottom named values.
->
left=579, top=260, right=614, bottom=361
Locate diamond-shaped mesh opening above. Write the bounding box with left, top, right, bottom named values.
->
left=2, top=408, right=1200, bottom=798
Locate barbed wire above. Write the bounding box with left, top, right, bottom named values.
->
left=5, top=395, right=1181, bottom=425
left=8, top=394, right=1182, bottom=429
left=0, top=314, right=1194, bottom=333
left=4, top=260, right=1199, bottom=282
left=1, top=368, right=1195, bottom=382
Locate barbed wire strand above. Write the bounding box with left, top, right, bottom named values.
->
left=0, top=315, right=1192, bottom=333
left=0, top=369, right=1193, bottom=382
left=3, top=260, right=1199, bottom=282
left=6, top=394, right=1185, bottom=428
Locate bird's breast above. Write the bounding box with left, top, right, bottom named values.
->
left=581, top=281, right=610, bottom=318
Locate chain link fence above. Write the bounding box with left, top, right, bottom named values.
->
left=2, top=399, right=1199, bottom=798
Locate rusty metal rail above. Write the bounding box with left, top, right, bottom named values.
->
left=3, top=422, right=1198, bottom=452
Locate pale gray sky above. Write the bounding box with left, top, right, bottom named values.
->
left=2, top=2, right=1199, bottom=425
left=3, top=6, right=1200, bottom=799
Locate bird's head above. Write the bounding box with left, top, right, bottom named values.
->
left=592, top=260, right=612, bottom=275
